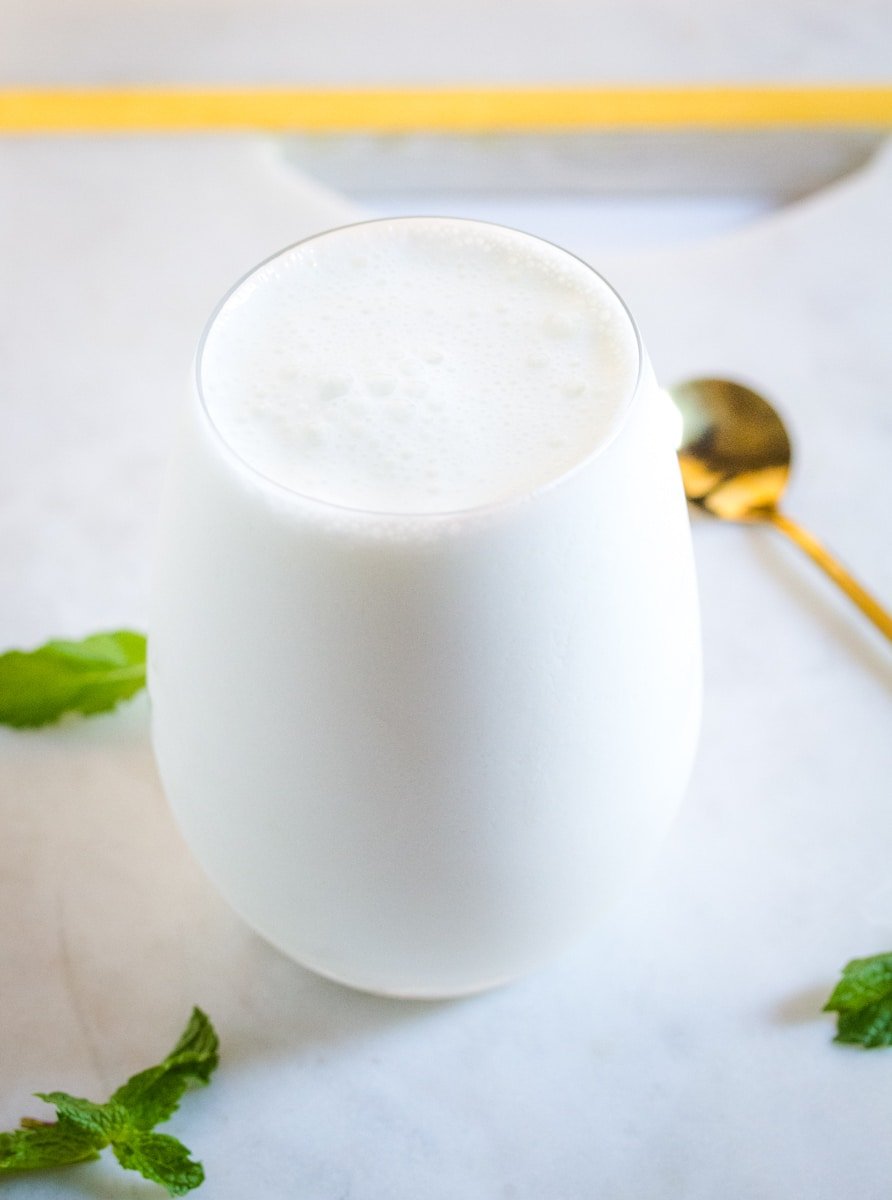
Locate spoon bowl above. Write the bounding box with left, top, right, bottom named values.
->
left=671, top=377, right=792, bottom=520
left=668, top=376, right=892, bottom=642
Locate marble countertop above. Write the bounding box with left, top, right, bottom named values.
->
left=1, top=4, right=891, bottom=1185
left=3, top=0, right=889, bottom=84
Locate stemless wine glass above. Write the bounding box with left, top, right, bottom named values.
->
left=149, top=217, right=700, bottom=998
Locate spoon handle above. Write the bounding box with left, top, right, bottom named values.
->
left=767, top=510, right=892, bottom=642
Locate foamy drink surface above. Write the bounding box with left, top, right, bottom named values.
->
left=199, top=218, right=639, bottom=514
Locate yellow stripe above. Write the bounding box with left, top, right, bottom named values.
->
left=1, top=86, right=891, bottom=133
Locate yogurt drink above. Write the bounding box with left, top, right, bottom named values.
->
left=199, top=217, right=638, bottom=513
left=150, top=217, right=700, bottom=997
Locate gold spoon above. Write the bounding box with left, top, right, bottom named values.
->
left=670, top=377, right=892, bottom=642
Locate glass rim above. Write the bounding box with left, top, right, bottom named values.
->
left=194, top=214, right=645, bottom=521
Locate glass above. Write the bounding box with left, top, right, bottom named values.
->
left=149, top=218, right=701, bottom=998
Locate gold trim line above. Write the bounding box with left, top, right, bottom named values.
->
left=1, top=86, right=891, bottom=133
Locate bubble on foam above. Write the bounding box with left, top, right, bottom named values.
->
left=561, top=379, right=586, bottom=398
left=293, top=420, right=328, bottom=449
left=385, top=400, right=412, bottom=423
left=318, top=375, right=352, bottom=402
left=543, top=312, right=579, bottom=339
left=366, top=375, right=397, bottom=396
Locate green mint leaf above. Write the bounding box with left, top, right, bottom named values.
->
left=112, top=1071, right=192, bottom=1133
left=825, top=952, right=892, bottom=1047
left=161, top=1006, right=220, bottom=1086
left=113, top=1131, right=205, bottom=1197
left=0, top=630, right=147, bottom=728
left=113, top=1008, right=220, bottom=1129
left=35, top=1092, right=125, bottom=1140
left=0, top=1008, right=217, bottom=1193
left=0, top=1118, right=103, bottom=1171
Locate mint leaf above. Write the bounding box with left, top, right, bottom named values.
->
left=113, top=1008, right=220, bottom=1128
left=0, top=1008, right=218, bottom=1194
left=113, top=1131, right=205, bottom=1196
left=0, top=1119, right=102, bottom=1170
left=112, top=1071, right=192, bottom=1133
left=0, top=630, right=147, bottom=727
left=34, top=1093, right=124, bottom=1140
left=825, top=952, right=892, bottom=1047
left=163, top=1007, right=220, bottom=1085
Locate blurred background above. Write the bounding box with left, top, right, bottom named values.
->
left=3, top=0, right=890, bottom=251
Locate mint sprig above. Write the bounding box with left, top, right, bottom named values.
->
left=0, top=1008, right=218, bottom=1195
left=825, top=952, right=892, bottom=1047
left=0, top=630, right=146, bottom=727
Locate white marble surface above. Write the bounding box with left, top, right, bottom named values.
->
left=2, top=130, right=892, bottom=1200
left=3, top=0, right=890, bottom=84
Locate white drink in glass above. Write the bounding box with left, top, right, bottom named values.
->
left=150, top=217, right=700, bottom=998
